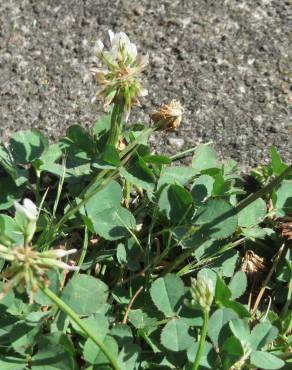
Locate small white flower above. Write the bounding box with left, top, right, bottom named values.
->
left=14, top=198, right=38, bottom=221
left=53, top=260, right=79, bottom=271
left=108, top=29, right=115, bottom=43
left=100, top=30, right=138, bottom=66
left=139, top=88, right=148, bottom=97
left=93, top=30, right=148, bottom=121
left=44, top=248, right=78, bottom=258
left=94, top=40, right=104, bottom=54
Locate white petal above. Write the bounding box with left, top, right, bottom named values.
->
left=108, top=30, right=115, bottom=44
left=14, top=199, right=37, bottom=221
left=51, top=248, right=77, bottom=258
left=139, top=88, right=148, bottom=97
left=23, top=198, right=38, bottom=219
left=128, top=43, right=137, bottom=61
left=55, top=261, right=79, bottom=271
left=113, top=32, right=131, bottom=52
left=23, top=198, right=37, bottom=213
left=138, top=53, right=149, bottom=69
left=14, top=201, right=26, bottom=215
left=95, top=40, right=104, bottom=54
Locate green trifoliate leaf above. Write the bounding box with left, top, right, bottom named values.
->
left=192, top=144, right=217, bottom=173
left=229, top=319, right=250, bottom=343
left=84, top=180, right=136, bottom=240
left=150, top=274, right=185, bottom=316
left=118, top=344, right=141, bottom=370
left=61, top=275, right=108, bottom=316
left=191, top=174, right=214, bottom=206
left=238, top=197, right=267, bottom=228
left=229, top=271, right=247, bottom=300
left=273, top=180, right=292, bottom=216
left=249, top=322, right=278, bottom=350
left=250, top=351, right=285, bottom=370
left=270, top=146, right=287, bottom=176
left=158, top=184, right=193, bottom=223
left=0, top=356, right=27, bottom=370
left=10, top=129, right=48, bottom=164
left=158, top=166, right=197, bottom=188
left=84, top=335, right=118, bottom=365
left=187, top=342, right=216, bottom=368
left=120, top=155, right=155, bottom=190
left=160, top=318, right=193, bottom=352
left=193, top=199, right=238, bottom=239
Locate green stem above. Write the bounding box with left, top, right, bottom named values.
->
left=192, top=309, right=209, bottom=370
left=170, top=141, right=213, bottom=161
left=107, top=99, right=125, bottom=146
left=41, top=286, right=121, bottom=370
left=74, top=226, right=89, bottom=275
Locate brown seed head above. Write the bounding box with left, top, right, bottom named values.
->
left=150, top=100, right=184, bottom=131
left=277, top=217, right=292, bottom=241
left=241, top=250, right=267, bottom=277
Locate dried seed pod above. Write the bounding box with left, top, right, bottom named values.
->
left=150, top=100, right=183, bottom=131
left=277, top=216, right=292, bottom=241
left=241, top=250, right=267, bottom=278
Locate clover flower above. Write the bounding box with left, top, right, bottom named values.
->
left=190, top=277, right=214, bottom=311
left=14, top=198, right=39, bottom=245
left=150, top=100, right=184, bottom=131
left=0, top=244, right=78, bottom=303
left=14, top=198, right=38, bottom=221
left=93, top=30, right=148, bottom=121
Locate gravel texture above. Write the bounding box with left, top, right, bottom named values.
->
left=0, top=0, right=291, bottom=169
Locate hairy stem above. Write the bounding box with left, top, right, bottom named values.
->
left=107, top=98, right=125, bottom=147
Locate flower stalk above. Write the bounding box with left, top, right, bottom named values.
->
left=190, top=277, right=213, bottom=370
left=107, top=96, right=125, bottom=146
left=192, top=309, right=209, bottom=370
left=93, top=30, right=148, bottom=147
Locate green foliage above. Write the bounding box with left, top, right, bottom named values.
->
left=61, top=275, right=108, bottom=316
left=0, top=112, right=290, bottom=370
left=194, top=199, right=238, bottom=239
left=150, top=274, right=185, bottom=316
left=160, top=319, right=193, bottom=351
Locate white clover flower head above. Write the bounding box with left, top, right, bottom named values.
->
left=93, top=30, right=148, bottom=121
left=0, top=246, right=79, bottom=302
left=103, top=30, right=138, bottom=66
left=190, top=277, right=214, bottom=311
left=14, top=198, right=38, bottom=221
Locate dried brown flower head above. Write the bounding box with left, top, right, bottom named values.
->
left=277, top=216, right=292, bottom=241
left=241, top=250, right=267, bottom=277
left=150, top=100, right=183, bottom=131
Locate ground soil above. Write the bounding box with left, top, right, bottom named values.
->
left=0, top=0, right=291, bottom=169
